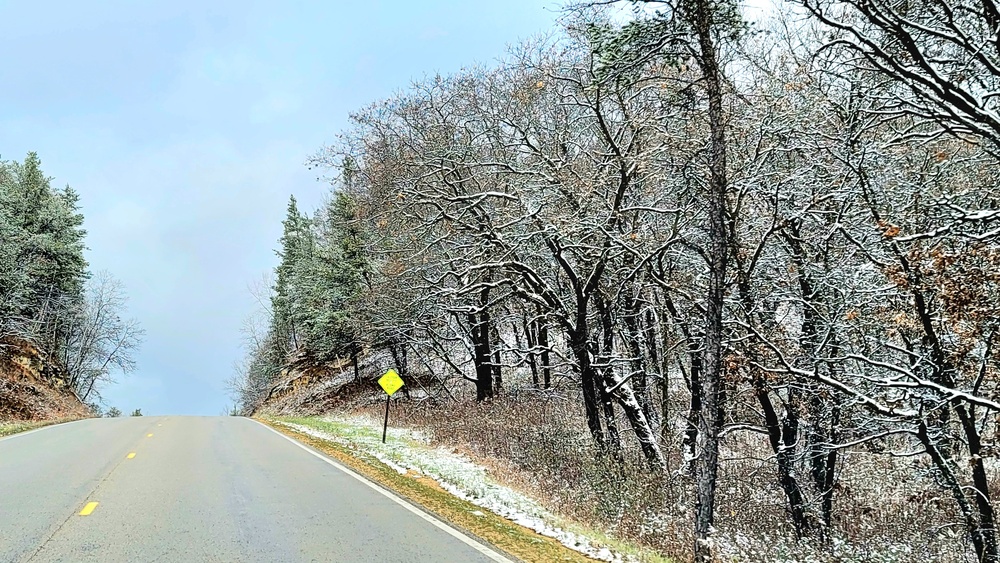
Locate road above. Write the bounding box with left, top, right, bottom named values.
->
left=0, top=416, right=509, bottom=562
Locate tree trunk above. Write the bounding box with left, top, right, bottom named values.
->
left=958, top=404, right=999, bottom=563
left=810, top=398, right=839, bottom=530
left=897, top=236, right=996, bottom=560
left=623, top=290, right=657, bottom=430
left=654, top=305, right=674, bottom=445
left=351, top=342, right=360, bottom=383
left=753, top=374, right=814, bottom=537
left=613, top=381, right=667, bottom=471
left=470, top=310, right=494, bottom=402
left=642, top=307, right=664, bottom=428
left=598, top=376, right=624, bottom=463
left=662, top=293, right=702, bottom=467
left=917, top=419, right=997, bottom=563
left=784, top=222, right=839, bottom=535
left=490, top=323, right=503, bottom=396
left=690, top=0, right=730, bottom=558
left=595, top=292, right=623, bottom=462
left=683, top=344, right=703, bottom=468
left=525, top=314, right=540, bottom=388
left=470, top=284, right=494, bottom=402
left=539, top=321, right=552, bottom=389
left=569, top=306, right=606, bottom=451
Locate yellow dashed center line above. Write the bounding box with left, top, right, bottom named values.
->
left=146, top=433, right=153, bottom=437
left=127, top=452, right=136, bottom=459
left=79, top=502, right=99, bottom=516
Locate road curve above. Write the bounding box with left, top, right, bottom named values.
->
left=0, top=416, right=508, bottom=562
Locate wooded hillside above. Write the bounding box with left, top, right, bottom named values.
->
left=0, top=153, right=142, bottom=414
left=234, top=2, right=1000, bottom=561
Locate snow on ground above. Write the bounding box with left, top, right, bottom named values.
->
left=278, top=415, right=624, bottom=562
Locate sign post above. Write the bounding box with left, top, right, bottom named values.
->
left=377, top=368, right=404, bottom=443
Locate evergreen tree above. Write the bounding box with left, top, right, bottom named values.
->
left=0, top=153, right=88, bottom=346
left=0, top=175, right=29, bottom=334
left=298, top=191, right=369, bottom=359
left=271, top=195, right=309, bottom=355
left=1, top=152, right=141, bottom=404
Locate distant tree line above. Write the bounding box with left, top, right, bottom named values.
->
left=233, top=1, right=1000, bottom=561
left=0, top=152, right=142, bottom=405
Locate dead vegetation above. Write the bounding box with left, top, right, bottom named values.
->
left=260, top=369, right=976, bottom=562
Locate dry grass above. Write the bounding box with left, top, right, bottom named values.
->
left=0, top=417, right=83, bottom=438
left=257, top=350, right=979, bottom=562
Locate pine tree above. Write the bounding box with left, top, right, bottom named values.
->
left=0, top=153, right=88, bottom=345
left=298, top=190, right=368, bottom=360
left=272, top=195, right=308, bottom=355
left=0, top=175, right=29, bottom=335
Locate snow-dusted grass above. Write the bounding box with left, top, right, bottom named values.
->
left=271, top=393, right=973, bottom=563
left=276, top=414, right=663, bottom=563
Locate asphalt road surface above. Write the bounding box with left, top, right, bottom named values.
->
left=0, top=416, right=509, bottom=562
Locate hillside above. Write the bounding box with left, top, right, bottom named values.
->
left=252, top=351, right=399, bottom=417
left=0, top=338, right=90, bottom=422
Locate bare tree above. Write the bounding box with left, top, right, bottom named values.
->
left=58, top=271, right=143, bottom=402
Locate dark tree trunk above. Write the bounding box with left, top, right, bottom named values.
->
left=734, top=224, right=828, bottom=538
left=682, top=342, right=703, bottom=467
left=470, top=310, right=494, bottom=402
left=810, top=398, right=839, bottom=530
left=538, top=321, right=552, bottom=389
left=642, top=307, right=664, bottom=424
left=351, top=342, right=360, bottom=383
left=959, top=403, right=999, bottom=563
left=690, top=0, right=730, bottom=558
left=896, top=236, right=997, bottom=561
left=388, top=338, right=411, bottom=399
left=469, top=285, right=494, bottom=402
left=524, top=314, right=540, bottom=388
left=595, top=291, right=666, bottom=470
left=490, top=323, right=503, bottom=396
left=653, top=305, right=674, bottom=445
left=918, top=418, right=998, bottom=563
left=784, top=221, right=841, bottom=533
left=569, top=296, right=606, bottom=451
left=598, top=376, right=624, bottom=463
left=753, top=374, right=814, bottom=537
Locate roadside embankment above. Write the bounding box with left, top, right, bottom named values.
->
left=0, top=338, right=90, bottom=429
left=263, top=415, right=671, bottom=563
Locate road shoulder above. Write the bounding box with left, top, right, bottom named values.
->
left=259, top=418, right=600, bottom=563
left=0, top=417, right=85, bottom=439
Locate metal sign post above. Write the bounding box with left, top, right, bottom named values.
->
left=382, top=394, right=391, bottom=443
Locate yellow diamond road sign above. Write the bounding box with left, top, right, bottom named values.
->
left=379, top=369, right=404, bottom=396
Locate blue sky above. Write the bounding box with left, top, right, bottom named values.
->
left=0, top=0, right=561, bottom=415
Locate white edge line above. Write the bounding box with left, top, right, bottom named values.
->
left=251, top=418, right=515, bottom=563
left=0, top=418, right=88, bottom=443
